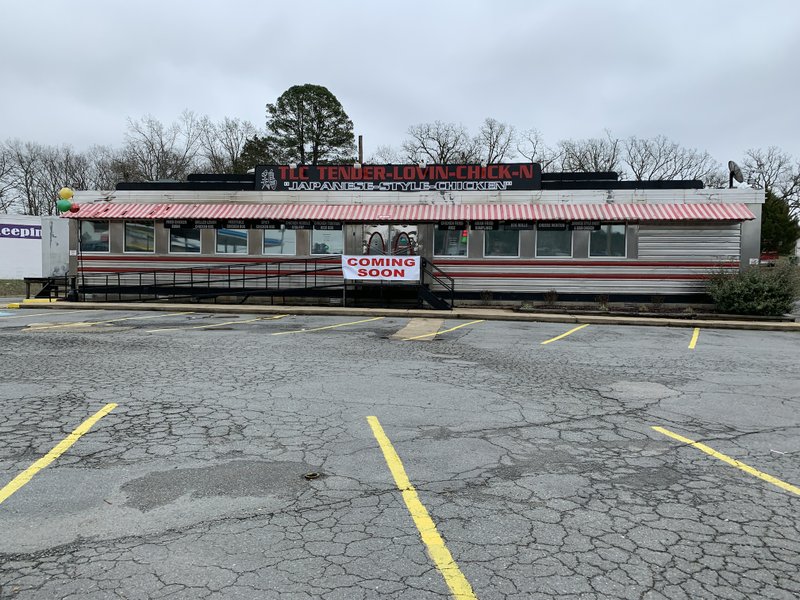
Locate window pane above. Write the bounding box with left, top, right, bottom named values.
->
left=263, top=229, right=296, bottom=255
left=124, top=222, right=154, bottom=252
left=536, top=229, right=571, bottom=257
left=590, top=224, right=626, bottom=257
left=169, top=228, right=201, bottom=253
left=80, top=221, right=109, bottom=252
left=484, top=230, right=519, bottom=257
left=311, top=229, right=344, bottom=255
left=216, top=229, right=248, bottom=254
left=434, top=229, right=468, bottom=256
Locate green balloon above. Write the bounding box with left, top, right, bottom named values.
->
left=57, top=199, right=72, bottom=212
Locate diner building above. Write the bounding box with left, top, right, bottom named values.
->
left=62, top=163, right=763, bottom=306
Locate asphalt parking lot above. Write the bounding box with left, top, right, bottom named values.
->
left=0, top=308, right=798, bottom=599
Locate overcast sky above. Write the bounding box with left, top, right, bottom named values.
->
left=1, top=0, right=799, bottom=165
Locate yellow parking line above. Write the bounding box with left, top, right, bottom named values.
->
left=148, top=314, right=287, bottom=333
left=272, top=316, right=384, bottom=336
left=403, top=319, right=484, bottom=341
left=367, top=417, right=477, bottom=599
left=26, top=312, right=193, bottom=331
left=0, top=403, right=118, bottom=505
left=652, top=426, right=800, bottom=496
left=541, top=323, right=589, bottom=345
left=688, top=327, right=700, bottom=349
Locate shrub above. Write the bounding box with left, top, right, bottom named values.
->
left=543, top=289, right=558, bottom=307
left=707, top=261, right=799, bottom=316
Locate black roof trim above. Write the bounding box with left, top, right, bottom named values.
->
left=541, top=180, right=703, bottom=190
left=186, top=173, right=255, bottom=182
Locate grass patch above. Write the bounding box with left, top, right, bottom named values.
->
left=0, top=279, right=27, bottom=297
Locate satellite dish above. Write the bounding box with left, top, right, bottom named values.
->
left=728, top=160, right=744, bottom=187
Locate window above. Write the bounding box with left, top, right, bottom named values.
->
left=590, top=224, right=626, bottom=257
left=216, top=229, right=248, bottom=254
left=484, top=230, right=519, bottom=257
left=311, top=229, right=344, bottom=255
left=124, top=221, right=154, bottom=253
left=169, top=228, right=201, bottom=253
left=79, top=221, right=109, bottom=252
left=535, top=227, right=572, bottom=257
left=263, top=228, right=296, bottom=255
left=434, top=229, right=468, bottom=256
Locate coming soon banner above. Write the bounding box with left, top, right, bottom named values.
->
left=342, top=256, right=420, bottom=281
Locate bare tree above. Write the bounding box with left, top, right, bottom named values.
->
left=198, top=116, right=258, bottom=172
left=743, top=147, right=800, bottom=213
left=4, top=140, right=49, bottom=215
left=0, top=142, right=15, bottom=212
left=368, top=144, right=403, bottom=163
left=84, top=145, right=124, bottom=190
left=477, top=118, right=516, bottom=164
left=624, top=135, right=721, bottom=183
left=517, top=128, right=560, bottom=171
left=120, top=110, right=202, bottom=181
left=402, top=121, right=480, bottom=163
left=557, top=130, right=623, bottom=173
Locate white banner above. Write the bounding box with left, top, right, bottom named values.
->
left=342, top=255, right=420, bottom=281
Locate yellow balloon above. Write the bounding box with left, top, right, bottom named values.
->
left=58, top=187, right=74, bottom=200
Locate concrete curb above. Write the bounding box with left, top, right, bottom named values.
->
left=12, top=301, right=800, bottom=332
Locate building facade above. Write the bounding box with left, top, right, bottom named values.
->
left=63, top=164, right=763, bottom=304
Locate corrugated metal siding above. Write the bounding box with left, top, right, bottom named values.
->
left=428, top=261, right=727, bottom=295
left=638, top=223, right=741, bottom=260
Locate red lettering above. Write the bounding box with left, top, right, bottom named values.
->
left=358, top=258, right=370, bottom=266
left=434, top=166, right=447, bottom=179
left=498, top=165, right=511, bottom=179
left=358, top=268, right=368, bottom=277
left=403, top=166, right=416, bottom=180
left=467, top=165, right=481, bottom=179
left=279, top=166, right=290, bottom=179
left=519, top=164, right=533, bottom=180
left=346, top=258, right=358, bottom=266
left=487, top=165, right=499, bottom=179
left=374, top=166, right=386, bottom=180
left=362, top=166, right=372, bottom=179
left=298, top=166, right=309, bottom=180
left=368, top=269, right=380, bottom=277
left=456, top=166, right=467, bottom=179
left=404, top=258, right=415, bottom=267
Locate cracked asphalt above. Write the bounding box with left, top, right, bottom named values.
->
left=0, top=309, right=798, bottom=599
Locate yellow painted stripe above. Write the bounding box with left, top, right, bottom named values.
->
left=27, top=312, right=193, bottom=331
left=367, top=417, right=477, bottom=599
left=272, top=316, right=384, bottom=336
left=541, top=323, right=589, bottom=345
left=148, top=314, right=287, bottom=333
left=403, top=319, right=484, bottom=341
left=0, top=403, right=118, bottom=505
left=652, top=426, right=800, bottom=496
left=688, top=327, right=700, bottom=349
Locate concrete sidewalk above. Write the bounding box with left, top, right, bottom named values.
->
left=6, top=299, right=800, bottom=332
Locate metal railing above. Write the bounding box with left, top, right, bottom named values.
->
left=77, top=255, right=456, bottom=309
left=79, top=256, right=343, bottom=303
left=420, top=257, right=455, bottom=309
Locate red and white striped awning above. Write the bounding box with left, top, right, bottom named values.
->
left=64, top=202, right=756, bottom=222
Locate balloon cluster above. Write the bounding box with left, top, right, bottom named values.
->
left=57, top=187, right=79, bottom=213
